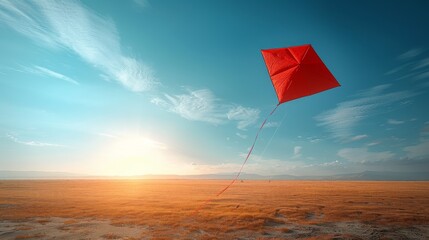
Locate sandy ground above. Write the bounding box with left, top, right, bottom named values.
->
left=1, top=180, right=428, bottom=239
left=1, top=216, right=428, bottom=239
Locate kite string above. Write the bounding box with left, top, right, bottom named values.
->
left=215, top=104, right=280, bottom=197
left=257, top=107, right=288, bottom=160
left=194, top=104, right=280, bottom=214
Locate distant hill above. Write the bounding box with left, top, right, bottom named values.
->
left=323, top=171, right=429, bottom=181
left=1, top=170, right=428, bottom=181
left=270, top=171, right=429, bottom=181
left=138, top=173, right=265, bottom=180
left=0, top=171, right=86, bottom=179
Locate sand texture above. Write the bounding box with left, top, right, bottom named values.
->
left=1, top=180, right=428, bottom=239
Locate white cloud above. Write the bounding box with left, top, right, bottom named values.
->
left=232, top=153, right=305, bottom=175
left=386, top=48, right=429, bottom=83
left=0, top=0, right=157, bottom=92
left=367, top=142, right=380, bottom=147
left=150, top=97, right=167, bottom=107
left=338, top=147, right=394, bottom=163
left=385, top=64, right=409, bottom=75
left=397, top=48, right=424, bottom=60
left=415, top=71, right=429, bottom=80
left=235, top=132, right=247, bottom=139
left=422, top=122, right=429, bottom=136
left=306, top=136, right=322, bottom=143
left=413, top=57, right=429, bottom=70
left=99, top=74, right=111, bottom=82
left=319, top=160, right=341, bottom=167
left=403, top=140, right=429, bottom=159
left=293, top=146, right=302, bottom=156
left=350, top=134, right=368, bottom=141
left=153, top=89, right=226, bottom=124
left=264, top=121, right=281, bottom=128
left=133, top=0, right=149, bottom=8
left=151, top=88, right=260, bottom=129
left=227, top=105, right=260, bottom=130
left=316, top=84, right=415, bottom=140
left=7, top=134, right=64, bottom=147
left=388, top=119, right=404, bottom=125
left=28, top=65, right=79, bottom=85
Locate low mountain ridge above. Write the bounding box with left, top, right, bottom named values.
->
left=1, top=170, right=428, bottom=180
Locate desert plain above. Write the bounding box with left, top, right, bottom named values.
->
left=0, top=180, right=428, bottom=239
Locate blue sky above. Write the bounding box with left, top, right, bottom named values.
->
left=1, top=0, right=428, bottom=176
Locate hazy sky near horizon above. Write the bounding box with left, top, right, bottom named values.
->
left=1, top=0, right=429, bottom=176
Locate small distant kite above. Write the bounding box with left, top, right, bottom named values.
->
left=216, top=44, right=340, bottom=196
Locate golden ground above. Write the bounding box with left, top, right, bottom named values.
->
left=1, top=180, right=428, bottom=239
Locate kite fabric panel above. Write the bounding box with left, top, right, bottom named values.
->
left=261, top=44, right=340, bottom=105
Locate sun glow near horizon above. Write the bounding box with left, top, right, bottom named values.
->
left=92, top=133, right=197, bottom=176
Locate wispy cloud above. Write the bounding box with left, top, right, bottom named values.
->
left=264, top=121, right=281, bottom=128
left=306, top=136, right=322, bottom=143
left=133, top=0, right=149, bottom=8
left=397, top=48, right=424, bottom=60
left=227, top=105, right=260, bottom=130
left=235, top=132, right=247, bottom=139
left=338, top=147, right=394, bottom=163
left=151, top=88, right=260, bottom=129
left=151, top=89, right=226, bottom=124
left=422, top=122, right=429, bottom=136
left=316, top=84, right=415, bottom=140
left=350, top=134, right=368, bottom=141
left=386, top=48, right=429, bottom=83
left=7, top=134, right=64, bottom=147
left=27, top=65, right=79, bottom=85
left=387, top=119, right=404, bottom=125
left=231, top=152, right=348, bottom=176
left=413, top=57, right=429, bottom=70
left=319, top=160, right=341, bottom=167
left=293, top=146, right=302, bottom=158
left=367, top=142, right=380, bottom=147
left=0, top=0, right=157, bottom=91
left=403, top=140, right=429, bottom=159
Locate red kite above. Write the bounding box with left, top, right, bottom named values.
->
left=202, top=44, right=340, bottom=206
left=261, top=44, right=340, bottom=104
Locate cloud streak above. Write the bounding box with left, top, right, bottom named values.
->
left=29, top=65, right=79, bottom=85
left=293, top=146, right=302, bottom=157
left=387, top=119, right=404, bottom=125
left=151, top=88, right=260, bottom=129
left=386, top=48, right=429, bottom=83
left=0, top=0, right=156, bottom=91
left=7, top=134, right=64, bottom=147
left=227, top=105, right=260, bottom=130
left=236, top=132, right=247, bottom=139
left=133, top=0, right=149, bottom=8
left=397, top=48, right=424, bottom=60
left=350, top=134, right=368, bottom=141
left=151, top=89, right=226, bottom=124
left=316, top=84, right=415, bottom=140
left=403, top=140, right=429, bottom=159
left=338, top=147, right=394, bottom=163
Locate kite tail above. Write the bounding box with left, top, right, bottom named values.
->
left=215, top=104, right=280, bottom=197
